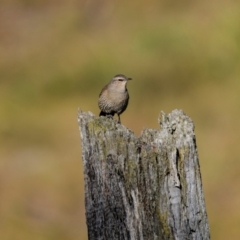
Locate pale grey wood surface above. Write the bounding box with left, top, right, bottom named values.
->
left=78, top=109, right=210, bottom=240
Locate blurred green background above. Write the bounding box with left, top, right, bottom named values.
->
left=1, top=0, right=240, bottom=239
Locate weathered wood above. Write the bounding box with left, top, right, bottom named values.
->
left=78, top=109, right=210, bottom=240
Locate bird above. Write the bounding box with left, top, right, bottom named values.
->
left=98, top=74, right=132, bottom=123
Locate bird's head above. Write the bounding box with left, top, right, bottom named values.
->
left=111, top=74, right=132, bottom=90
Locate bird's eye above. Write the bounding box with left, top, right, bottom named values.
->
left=118, top=79, right=123, bottom=81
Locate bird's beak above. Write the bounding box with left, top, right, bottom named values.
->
left=127, top=77, right=132, bottom=80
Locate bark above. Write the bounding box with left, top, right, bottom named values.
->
left=78, top=109, right=210, bottom=240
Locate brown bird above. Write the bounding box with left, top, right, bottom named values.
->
left=98, top=74, right=132, bottom=123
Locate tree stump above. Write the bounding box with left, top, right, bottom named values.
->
left=78, top=109, right=210, bottom=240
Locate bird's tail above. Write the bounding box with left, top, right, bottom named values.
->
left=99, top=111, right=107, bottom=116
left=99, top=111, right=115, bottom=117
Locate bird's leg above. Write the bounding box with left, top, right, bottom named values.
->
left=117, top=114, right=121, bottom=124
